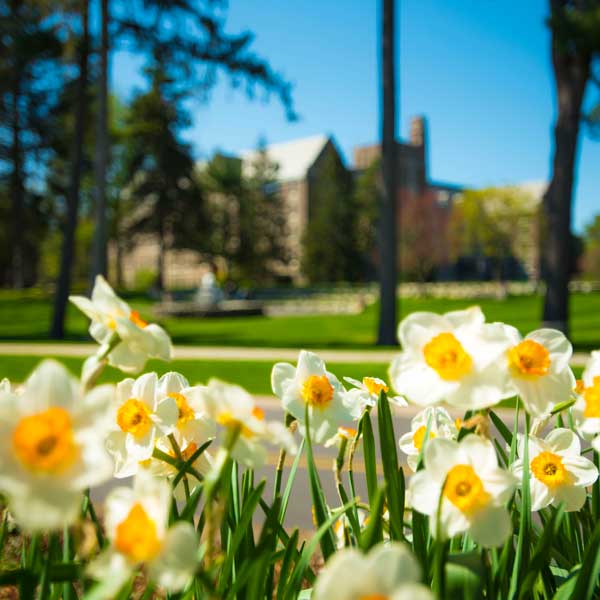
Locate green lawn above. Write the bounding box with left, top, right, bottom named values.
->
left=0, top=355, right=390, bottom=393
left=0, top=289, right=599, bottom=351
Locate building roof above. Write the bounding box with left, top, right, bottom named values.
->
left=240, top=134, right=330, bottom=182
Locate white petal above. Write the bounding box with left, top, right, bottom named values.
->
left=424, top=438, right=461, bottom=482
left=154, top=396, right=179, bottom=434
left=8, top=487, right=81, bottom=532
left=21, top=360, right=77, bottom=414
left=460, top=435, right=499, bottom=472
left=271, top=362, right=296, bottom=398
left=546, top=428, right=581, bottom=456
left=145, top=324, right=173, bottom=360
left=69, top=295, right=101, bottom=321
left=366, top=543, right=422, bottom=588
left=563, top=455, right=599, bottom=487
left=444, top=306, right=485, bottom=330
left=132, top=372, right=158, bottom=410
left=469, top=505, right=511, bottom=547
left=583, top=351, right=600, bottom=387
left=390, top=354, right=457, bottom=407
left=108, top=342, right=147, bottom=374
left=527, top=329, right=572, bottom=372
left=86, top=549, right=132, bottom=596
left=529, top=478, right=553, bottom=511
left=158, top=372, right=189, bottom=397
left=392, top=583, right=435, bottom=600
left=398, top=312, right=447, bottom=352
left=149, top=522, right=199, bottom=592
left=408, top=471, right=441, bottom=516
left=552, top=484, right=587, bottom=512
left=296, top=350, right=327, bottom=380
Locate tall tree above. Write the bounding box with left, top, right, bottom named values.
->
left=0, top=0, right=62, bottom=287
left=377, top=0, right=398, bottom=345
left=302, top=150, right=360, bottom=283
left=119, top=57, right=204, bottom=291
left=51, top=0, right=91, bottom=339
left=542, top=0, right=600, bottom=334
left=90, top=0, right=109, bottom=282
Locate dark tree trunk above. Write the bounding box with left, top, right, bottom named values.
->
left=377, top=0, right=398, bottom=346
left=91, top=0, right=109, bottom=283
left=50, top=0, right=90, bottom=339
left=156, top=220, right=165, bottom=292
left=542, top=0, right=590, bottom=336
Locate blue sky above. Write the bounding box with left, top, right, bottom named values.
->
left=111, top=0, right=600, bottom=233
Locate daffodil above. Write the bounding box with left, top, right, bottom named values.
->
left=312, top=542, right=434, bottom=600
left=503, top=327, right=575, bottom=417
left=409, top=434, right=515, bottom=547
left=399, top=407, right=459, bottom=471
left=271, top=350, right=360, bottom=443
left=0, top=361, right=113, bottom=531
left=389, top=307, right=514, bottom=410
left=156, top=372, right=216, bottom=448
left=87, top=471, right=199, bottom=596
left=512, top=428, right=597, bottom=511
left=106, top=372, right=179, bottom=478
left=70, top=275, right=172, bottom=374
left=344, top=375, right=408, bottom=410
left=572, top=351, right=600, bottom=451
left=199, top=379, right=296, bottom=469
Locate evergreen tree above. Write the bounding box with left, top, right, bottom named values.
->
left=302, top=149, right=361, bottom=283
left=119, top=56, right=205, bottom=291
left=0, top=0, right=62, bottom=287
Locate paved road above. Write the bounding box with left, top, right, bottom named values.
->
left=0, top=342, right=592, bottom=366
left=92, top=397, right=518, bottom=533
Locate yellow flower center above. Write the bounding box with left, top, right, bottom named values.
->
left=423, top=333, right=473, bottom=381
left=507, top=340, right=550, bottom=377
left=117, top=398, right=153, bottom=438
left=531, top=451, right=569, bottom=487
left=443, top=464, right=490, bottom=514
left=12, top=407, right=78, bottom=473
left=359, top=595, right=389, bottom=600
left=129, top=310, right=148, bottom=329
left=362, top=377, right=389, bottom=396
left=114, top=503, right=162, bottom=562
left=412, top=425, right=435, bottom=451
left=168, top=392, right=195, bottom=426
left=301, top=375, right=334, bottom=408
left=574, top=379, right=585, bottom=395
left=584, top=377, right=600, bottom=418
left=217, top=406, right=264, bottom=438
left=181, top=442, right=199, bottom=461
left=338, top=426, right=357, bottom=439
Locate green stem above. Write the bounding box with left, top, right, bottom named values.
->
left=168, top=433, right=191, bottom=501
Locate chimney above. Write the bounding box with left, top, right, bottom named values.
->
left=409, top=115, right=427, bottom=147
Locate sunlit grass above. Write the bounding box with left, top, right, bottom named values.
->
left=0, top=289, right=599, bottom=350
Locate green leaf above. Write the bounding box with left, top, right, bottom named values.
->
left=285, top=499, right=357, bottom=600
left=304, top=404, right=336, bottom=560
left=360, top=484, right=386, bottom=551
left=279, top=438, right=305, bottom=521
left=276, top=529, right=300, bottom=599
left=376, top=390, right=405, bottom=540
left=509, top=411, right=531, bottom=600
left=218, top=480, right=266, bottom=594
left=360, top=409, right=378, bottom=505
left=568, top=516, right=600, bottom=599
left=490, top=410, right=513, bottom=447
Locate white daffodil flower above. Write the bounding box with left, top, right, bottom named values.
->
left=573, top=350, right=600, bottom=451
left=87, top=471, right=199, bottom=596
left=70, top=275, right=172, bottom=374
left=502, top=326, right=576, bottom=418
left=389, top=307, right=514, bottom=410
left=0, top=361, right=113, bottom=532
left=156, top=372, right=216, bottom=448
left=106, top=373, right=179, bottom=478
left=324, top=425, right=358, bottom=448
left=271, top=350, right=360, bottom=443
left=409, top=435, right=515, bottom=547
left=512, top=428, right=598, bottom=512
left=399, top=407, right=460, bottom=472
left=344, top=375, right=408, bottom=411
left=312, top=542, right=434, bottom=600
left=200, top=379, right=296, bottom=469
